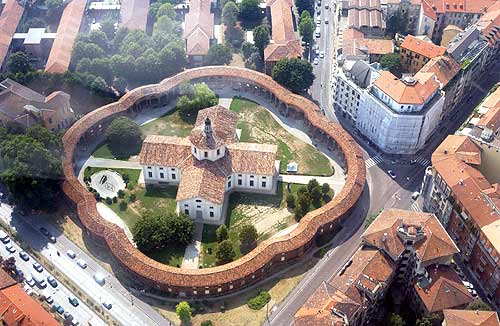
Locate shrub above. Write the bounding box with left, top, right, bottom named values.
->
left=216, top=225, right=228, bottom=242
left=239, top=224, right=258, bottom=247
left=119, top=201, right=127, bottom=211
left=216, top=240, right=235, bottom=264
left=105, top=197, right=112, bottom=205
left=112, top=196, right=118, bottom=203
left=247, top=291, right=271, bottom=310
left=201, top=321, right=214, bottom=326
left=286, top=193, right=296, bottom=208
left=176, top=301, right=192, bottom=324
left=129, top=193, right=137, bottom=202
left=321, top=183, right=330, bottom=194
left=117, top=189, right=125, bottom=198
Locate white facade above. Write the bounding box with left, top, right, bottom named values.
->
left=143, top=165, right=181, bottom=183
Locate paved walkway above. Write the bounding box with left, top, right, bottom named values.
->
left=278, top=174, right=345, bottom=195
left=78, top=157, right=142, bottom=183
left=181, top=222, right=203, bottom=269
left=96, top=203, right=134, bottom=242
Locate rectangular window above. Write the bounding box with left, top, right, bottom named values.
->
left=197, top=205, right=201, bottom=209
left=196, top=199, right=202, bottom=203
left=160, top=172, right=164, bottom=179
left=184, top=209, right=189, bottom=215
left=171, top=168, right=175, bottom=171
left=204, top=151, right=208, bottom=158
left=250, top=180, right=254, bottom=187
left=194, top=148, right=197, bottom=153
left=171, top=174, right=176, bottom=180
left=217, top=149, right=220, bottom=155
left=228, top=181, right=232, bottom=187
left=209, top=211, right=214, bottom=218
left=262, top=181, right=266, bottom=188
left=238, top=179, right=242, bottom=185
left=159, top=167, right=164, bottom=170
left=148, top=172, right=153, bottom=178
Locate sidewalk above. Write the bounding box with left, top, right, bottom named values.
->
left=181, top=222, right=203, bottom=269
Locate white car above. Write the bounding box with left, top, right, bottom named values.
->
left=23, top=284, right=33, bottom=296
left=325, top=3, right=329, bottom=9
left=93, top=273, right=106, bottom=285
left=5, top=244, right=15, bottom=253
left=25, top=275, right=35, bottom=287
left=76, top=259, right=87, bottom=269
left=411, top=191, right=420, bottom=200
left=388, top=170, right=397, bottom=179
left=319, top=51, right=325, bottom=58
left=325, top=17, right=329, bottom=24
left=315, top=48, right=320, bottom=55
left=313, top=58, right=319, bottom=65
left=66, top=250, right=76, bottom=259
left=462, top=281, right=473, bottom=289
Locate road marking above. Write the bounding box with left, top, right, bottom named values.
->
left=365, top=155, right=383, bottom=169
left=415, top=156, right=430, bottom=167
left=410, top=201, right=421, bottom=212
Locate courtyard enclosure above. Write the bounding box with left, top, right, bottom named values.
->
left=62, top=66, right=366, bottom=297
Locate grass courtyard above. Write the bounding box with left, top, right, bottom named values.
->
left=92, top=98, right=333, bottom=177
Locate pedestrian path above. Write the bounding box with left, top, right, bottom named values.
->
left=365, top=155, right=383, bottom=169
left=415, top=156, right=431, bottom=167
left=181, top=222, right=203, bottom=269
left=410, top=201, right=421, bottom=212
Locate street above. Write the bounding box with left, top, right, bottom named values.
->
left=0, top=227, right=107, bottom=326
left=0, top=203, right=171, bottom=326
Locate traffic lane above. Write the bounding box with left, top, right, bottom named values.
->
left=0, top=233, right=104, bottom=325
left=0, top=205, right=165, bottom=326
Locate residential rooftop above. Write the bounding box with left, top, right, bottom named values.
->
left=401, top=34, right=447, bottom=59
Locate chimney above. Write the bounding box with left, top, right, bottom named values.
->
left=204, top=117, right=212, bottom=135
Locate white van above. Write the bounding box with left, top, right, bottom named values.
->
left=316, top=16, right=321, bottom=26
left=32, top=273, right=47, bottom=289
left=315, top=26, right=321, bottom=38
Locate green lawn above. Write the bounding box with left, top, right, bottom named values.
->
left=92, top=142, right=141, bottom=160
left=146, top=245, right=185, bottom=267
left=84, top=167, right=141, bottom=190
left=230, top=97, right=333, bottom=176
left=140, top=109, right=195, bottom=137
left=200, top=224, right=242, bottom=268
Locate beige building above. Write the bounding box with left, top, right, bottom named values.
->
left=0, top=78, right=75, bottom=131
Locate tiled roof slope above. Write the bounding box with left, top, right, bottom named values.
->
left=120, top=0, right=149, bottom=31
left=373, top=70, right=439, bottom=104
left=139, top=135, right=192, bottom=166
left=414, top=266, right=473, bottom=313
left=270, top=0, right=296, bottom=43
left=184, top=0, right=214, bottom=56
left=362, top=208, right=459, bottom=263
left=414, top=55, right=461, bottom=88
left=264, top=40, right=302, bottom=62
left=0, top=0, right=25, bottom=69
left=477, top=87, right=500, bottom=131
left=424, top=0, right=497, bottom=14
left=476, top=0, right=500, bottom=45
left=443, top=309, right=500, bottom=326
left=61, top=66, right=366, bottom=291
left=189, top=105, right=238, bottom=149
left=401, top=34, right=447, bottom=58
left=45, top=0, right=87, bottom=73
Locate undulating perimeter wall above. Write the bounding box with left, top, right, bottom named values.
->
left=61, top=66, right=366, bottom=297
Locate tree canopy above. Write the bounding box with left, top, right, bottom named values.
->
left=0, top=126, right=62, bottom=211
left=132, top=212, right=194, bottom=252
left=386, top=10, right=409, bottom=37
left=467, top=300, right=492, bottom=311
left=7, top=52, right=33, bottom=74
left=205, top=44, right=233, bottom=65
left=176, top=83, right=218, bottom=117
left=299, top=11, right=314, bottom=44
left=176, top=301, right=192, bottom=325
left=105, top=116, right=143, bottom=156
left=253, top=25, right=270, bottom=57
left=222, top=1, right=239, bottom=27
left=240, top=0, right=261, bottom=21
left=272, top=58, right=314, bottom=93
left=216, top=240, right=236, bottom=264
left=239, top=224, right=258, bottom=247
left=380, top=53, right=403, bottom=77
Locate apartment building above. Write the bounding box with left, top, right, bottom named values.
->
left=422, top=132, right=500, bottom=306
left=341, top=28, right=394, bottom=62
left=384, top=0, right=425, bottom=35
left=294, top=209, right=471, bottom=325
left=400, top=34, right=447, bottom=73
left=347, top=0, right=386, bottom=37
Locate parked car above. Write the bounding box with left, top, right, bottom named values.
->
left=93, top=273, right=105, bottom=285
left=48, top=235, right=56, bottom=243
left=53, top=303, right=65, bottom=314
left=45, top=295, right=54, bottom=304
left=69, top=296, right=79, bottom=307
left=411, top=191, right=420, bottom=200
left=63, top=312, right=73, bottom=320
left=325, top=3, right=329, bottom=8
left=32, top=262, right=43, bottom=273
left=102, top=301, right=112, bottom=310
left=25, top=275, right=35, bottom=287
left=5, top=244, right=15, bottom=253
left=47, top=275, right=58, bottom=288
left=319, top=51, right=325, bottom=58
left=0, top=230, right=10, bottom=244
left=39, top=227, right=49, bottom=237
left=387, top=170, right=397, bottom=179
left=325, top=17, right=329, bottom=23
left=23, top=284, right=33, bottom=296
left=313, top=58, right=319, bottom=65
left=66, top=250, right=76, bottom=259
left=19, top=251, right=29, bottom=261
left=76, top=259, right=87, bottom=269
left=32, top=273, right=47, bottom=289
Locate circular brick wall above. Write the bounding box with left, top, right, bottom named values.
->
left=62, top=66, right=366, bottom=296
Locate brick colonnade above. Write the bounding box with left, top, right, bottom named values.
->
left=61, top=66, right=366, bottom=297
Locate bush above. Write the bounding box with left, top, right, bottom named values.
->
left=321, top=183, right=330, bottom=194
left=129, top=193, right=137, bottom=202
left=216, top=225, right=229, bottom=242
left=105, top=197, right=112, bottom=205
left=117, top=189, right=125, bottom=198
left=105, top=117, right=143, bottom=156
left=216, top=240, right=235, bottom=264
left=286, top=193, right=296, bottom=208
left=119, top=201, right=127, bottom=211
left=201, top=321, right=214, bottom=326
left=239, top=224, right=258, bottom=247
left=112, top=196, right=118, bottom=203
left=247, top=291, right=271, bottom=310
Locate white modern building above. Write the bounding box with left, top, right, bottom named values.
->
left=334, top=59, right=450, bottom=154
left=139, top=105, right=279, bottom=224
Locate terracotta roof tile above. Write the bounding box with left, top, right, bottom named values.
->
left=443, top=309, right=500, bottom=326
left=270, top=0, right=296, bottom=43
left=425, top=0, right=497, bottom=14
left=189, top=105, right=238, bottom=150
left=264, top=40, right=302, bottom=62
left=421, top=0, right=438, bottom=20
left=184, top=0, right=214, bottom=56
left=120, top=0, right=149, bottom=31
left=401, top=35, right=447, bottom=58
left=477, top=87, right=500, bottom=131
left=414, top=266, right=473, bottom=313
left=0, top=0, right=25, bottom=68
left=414, top=55, right=461, bottom=89
left=0, top=270, right=16, bottom=290
left=373, top=70, right=439, bottom=104
left=45, top=0, right=87, bottom=73
left=138, top=135, right=192, bottom=166
left=362, top=209, right=459, bottom=263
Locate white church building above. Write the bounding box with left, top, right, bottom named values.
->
left=139, top=105, right=279, bottom=224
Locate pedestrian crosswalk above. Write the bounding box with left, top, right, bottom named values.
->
left=365, top=155, right=383, bottom=169
left=410, top=201, right=421, bottom=212
left=414, top=156, right=431, bottom=167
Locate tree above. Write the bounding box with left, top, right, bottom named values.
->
left=272, top=58, right=314, bottom=93
left=205, top=44, right=232, bottom=65
left=415, top=314, right=441, bottom=326
left=299, top=11, right=314, bottom=44
left=216, top=225, right=229, bottom=242
left=295, top=0, right=313, bottom=16
left=166, top=213, right=195, bottom=245
left=380, top=53, right=403, bottom=77
left=72, top=41, right=105, bottom=63
left=388, top=313, right=405, bottom=326
left=7, top=52, right=33, bottom=74
left=467, top=300, right=492, bottom=311
left=176, top=301, right=192, bottom=325
left=222, top=1, right=239, bottom=27
left=216, top=240, right=236, bottom=264
left=253, top=25, right=270, bottom=57
left=245, top=52, right=264, bottom=71
left=386, top=10, right=409, bottom=36
left=156, top=3, right=176, bottom=19
left=201, top=321, right=214, bottom=326
left=307, top=179, right=320, bottom=193
left=321, top=183, right=330, bottom=194
left=296, top=191, right=311, bottom=217
left=239, top=224, right=258, bottom=247
left=99, top=16, right=116, bottom=40
left=45, top=0, right=64, bottom=20
left=242, top=42, right=258, bottom=60
left=105, top=116, right=143, bottom=156
left=176, top=82, right=218, bottom=116
left=240, top=0, right=261, bottom=21
left=225, top=25, right=245, bottom=48
left=286, top=193, right=296, bottom=208
left=311, top=186, right=322, bottom=206
left=88, top=30, right=109, bottom=52
left=131, top=213, right=168, bottom=252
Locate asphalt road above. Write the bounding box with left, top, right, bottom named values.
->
left=0, top=225, right=106, bottom=325
left=0, top=203, right=171, bottom=326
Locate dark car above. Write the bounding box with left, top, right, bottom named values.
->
left=47, top=275, right=58, bottom=288
left=39, top=227, right=49, bottom=237
left=68, top=296, right=79, bottom=307
left=53, top=303, right=64, bottom=315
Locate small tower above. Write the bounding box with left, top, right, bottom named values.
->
left=204, top=117, right=212, bottom=135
